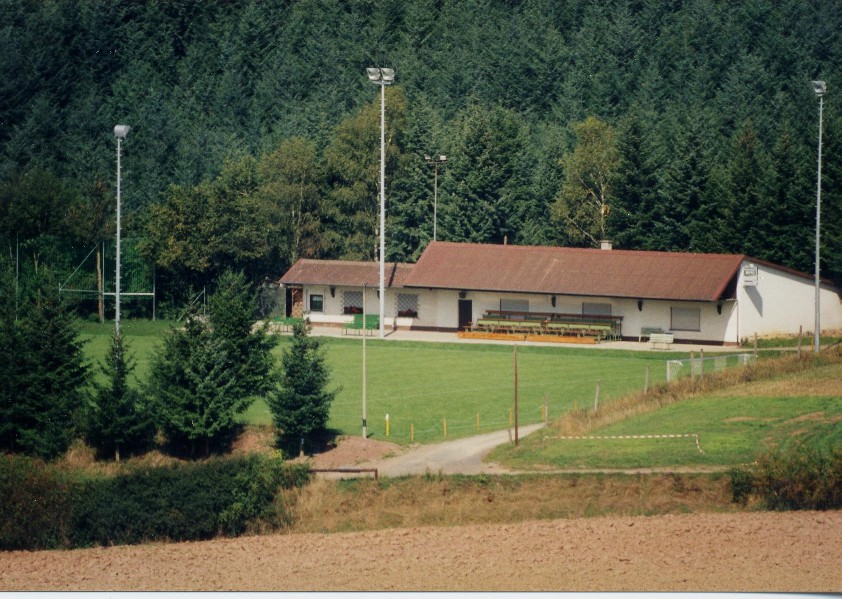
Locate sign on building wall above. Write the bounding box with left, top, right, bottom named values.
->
left=742, top=264, right=758, bottom=287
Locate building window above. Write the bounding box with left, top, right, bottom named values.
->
left=343, top=290, right=363, bottom=314
left=309, top=294, right=324, bottom=313
left=583, top=302, right=612, bottom=316
left=500, top=298, right=529, bottom=316
left=397, top=293, right=419, bottom=318
left=671, top=306, right=700, bottom=331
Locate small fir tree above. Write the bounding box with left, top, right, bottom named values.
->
left=268, top=320, right=337, bottom=454
left=147, top=270, right=277, bottom=455
left=85, top=334, right=155, bottom=461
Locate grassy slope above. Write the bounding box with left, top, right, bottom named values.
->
left=491, top=360, right=842, bottom=470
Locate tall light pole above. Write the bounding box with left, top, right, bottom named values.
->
left=113, top=125, right=131, bottom=337
left=366, top=67, right=394, bottom=339
left=425, top=154, right=447, bottom=241
left=812, top=80, right=826, bottom=353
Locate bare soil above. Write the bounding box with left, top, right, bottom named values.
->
left=1, top=510, right=840, bottom=591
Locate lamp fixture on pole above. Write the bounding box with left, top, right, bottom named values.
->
left=811, top=80, right=826, bottom=353
left=113, top=125, right=130, bottom=337
left=366, top=67, right=394, bottom=339
left=424, top=154, right=447, bottom=241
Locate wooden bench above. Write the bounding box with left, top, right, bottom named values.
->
left=272, top=316, right=304, bottom=333
left=639, top=326, right=667, bottom=343
left=343, top=314, right=379, bottom=336
left=649, top=332, right=674, bottom=350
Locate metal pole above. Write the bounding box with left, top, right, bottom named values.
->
left=379, top=81, right=386, bottom=339
left=513, top=345, right=519, bottom=447
left=814, top=93, right=823, bottom=353
left=433, top=162, right=438, bottom=242
left=115, top=136, right=122, bottom=337
left=362, top=284, right=368, bottom=438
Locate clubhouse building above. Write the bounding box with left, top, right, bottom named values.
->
left=278, top=241, right=842, bottom=345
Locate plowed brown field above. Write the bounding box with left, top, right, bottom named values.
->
left=2, top=510, right=840, bottom=591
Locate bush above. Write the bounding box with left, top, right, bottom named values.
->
left=0, top=454, right=311, bottom=550
left=729, top=446, right=842, bottom=510
left=0, top=455, right=80, bottom=550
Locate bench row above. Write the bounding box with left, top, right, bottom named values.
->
left=472, top=318, right=615, bottom=340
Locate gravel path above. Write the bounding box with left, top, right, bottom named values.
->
left=352, top=423, right=546, bottom=476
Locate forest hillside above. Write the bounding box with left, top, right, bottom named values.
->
left=1, top=0, right=840, bottom=298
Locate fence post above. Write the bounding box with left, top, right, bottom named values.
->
left=700, top=348, right=704, bottom=381
left=385, top=413, right=390, bottom=437
left=798, top=325, right=803, bottom=359
left=690, top=352, right=695, bottom=381
left=443, top=417, right=447, bottom=438
left=753, top=333, right=758, bottom=358
left=593, top=381, right=600, bottom=414
left=410, top=422, right=414, bottom=442
left=644, top=366, right=650, bottom=394
left=544, top=395, right=549, bottom=425
left=476, top=412, right=480, bottom=432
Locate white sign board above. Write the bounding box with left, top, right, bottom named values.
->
left=743, top=264, right=758, bottom=287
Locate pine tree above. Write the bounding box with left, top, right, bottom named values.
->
left=268, top=320, right=337, bottom=454
left=84, top=333, right=155, bottom=461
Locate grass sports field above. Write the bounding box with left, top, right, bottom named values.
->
left=80, top=319, right=743, bottom=445
left=491, top=359, right=842, bottom=469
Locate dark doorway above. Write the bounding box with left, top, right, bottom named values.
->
left=458, top=299, right=473, bottom=330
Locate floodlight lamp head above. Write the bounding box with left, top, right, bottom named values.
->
left=114, top=125, right=131, bottom=139
left=424, top=154, right=432, bottom=161
left=381, top=68, right=395, bottom=83
left=812, top=80, right=827, bottom=97
left=439, top=155, right=447, bottom=162
left=366, top=67, right=381, bottom=82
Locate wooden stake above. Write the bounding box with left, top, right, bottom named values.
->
left=798, top=325, right=803, bottom=359
left=644, top=366, right=650, bottom=395
left=593, top=381, right=600, bottom=414
left=690, top=351, right=695, bottom=381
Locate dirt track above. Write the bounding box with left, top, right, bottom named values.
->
left=2, top=510, right=840, bottom=591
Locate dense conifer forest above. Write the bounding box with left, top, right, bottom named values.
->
left=1, top=0, right=841, bottom=298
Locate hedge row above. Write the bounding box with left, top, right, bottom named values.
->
left=0, top=454, right=311, bottom=550
left=729, top=445, right=842, bottom=510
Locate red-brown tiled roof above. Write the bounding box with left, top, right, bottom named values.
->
left=403, top=241, right=746, bottom=302
left=279, top=259, right=413, bottom=288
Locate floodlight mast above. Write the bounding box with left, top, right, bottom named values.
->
left=812, top=80, right=826, bottom=353
left=114, top=125, right=130, bottom=337
left=367, top=67, right=394, bottom=339
left=425, top=154, right=447, bottom=241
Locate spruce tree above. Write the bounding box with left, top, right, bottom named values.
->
left=84, top=334, right=155, bottom=461
left=268, top=320, right=337, bottom=454
left=0, top=267, right=89, bottom=460
left=148, top=270, right=277, bottom=455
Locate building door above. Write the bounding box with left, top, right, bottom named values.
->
left=458, top=299, right=473, bottom=330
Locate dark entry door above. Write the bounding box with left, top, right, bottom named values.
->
left=458, top=299, right=473, bottom=330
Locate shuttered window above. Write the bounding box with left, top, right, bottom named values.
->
left=671, top=307, right=701, bottom=331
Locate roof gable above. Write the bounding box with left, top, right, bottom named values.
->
left=403, top=242, right=746, bottom=302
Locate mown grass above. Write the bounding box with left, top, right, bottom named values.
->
left=245, top=337, right=722, bottom=444
left=79, top=319, right=766, bottom=445
left=490, top=349, right=842, bottom=470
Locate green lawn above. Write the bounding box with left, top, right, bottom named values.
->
left=491, top=362, right=842, bottom=469
left=80, top=320, right=759, bottom=446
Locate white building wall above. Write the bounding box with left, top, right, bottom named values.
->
left=737, top=261, right=842, bottom=340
